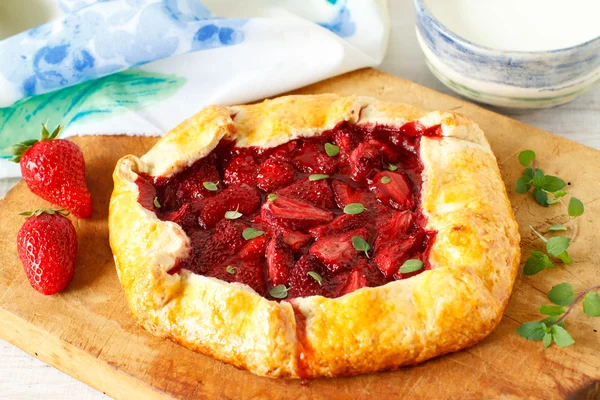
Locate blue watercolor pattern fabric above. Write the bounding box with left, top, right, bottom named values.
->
left=0, top=0, right=389, bottom=178
left=0, top=0, right=246, bottom=107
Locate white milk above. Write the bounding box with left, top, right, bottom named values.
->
left=424, top=0, right=600, bottom=51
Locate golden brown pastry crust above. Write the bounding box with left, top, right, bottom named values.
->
left=109, top=94, right=520, bottom=378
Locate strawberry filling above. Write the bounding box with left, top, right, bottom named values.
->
left=135, top=121, right=440, bottom=300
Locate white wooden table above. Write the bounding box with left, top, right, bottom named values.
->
left=1, top=1, right=599, bottom=399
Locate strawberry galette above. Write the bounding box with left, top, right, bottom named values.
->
left=109, top=94, right=520, bottom=378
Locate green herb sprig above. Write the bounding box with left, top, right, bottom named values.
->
left=351, top=236, right=370, bottom=258
left=309, top=174, right=330, bottom=181
left=269, top=284, right=289, bottom=299
left=242, top=227, right=264, bottom=240
left=324, top=143, right=339, bottom=157
left=515, top=150, right=583, bottom=211
left=524, top=225, right=572, bottom=275
left=343, top=203, right=365, bottom=215
left=516, top=282, right=600, bottom=347
left=308, top=271, right=322, bottom=285
left=516, top=150, right=584, bottom=275
left=514, top=150, right=598, bottom=349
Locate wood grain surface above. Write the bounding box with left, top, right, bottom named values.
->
left=0, top=69, right=599, bottom=400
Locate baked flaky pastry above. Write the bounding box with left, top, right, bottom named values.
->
left=109, top=94, right=520, bottom=378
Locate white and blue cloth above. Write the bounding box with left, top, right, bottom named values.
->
left=0, top=0, right=389, bottom=177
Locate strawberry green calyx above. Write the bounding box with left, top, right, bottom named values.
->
left=19, top=208, right=71, bottom=218
left=8, top=123, right=62, bottom=163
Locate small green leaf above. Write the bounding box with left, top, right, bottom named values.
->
left=381, top=176, right=391, bottom=184
left=399, top=259, right=424, bottom=274
left=153, top=197, right=161, bottom=208
left=307, top=271, right=322, bottom=285
left=518, top=150, right=536, bottom=167
left=552, top=190, right=567, bottom=199
left=546, top=198, right=559, bottom=205
left=269, top=284, right=289, bottom=299
left=343, top=203, right=365, bottom=215
left=523, top=167, right=534, bottom=179
left=551, top=325, right=574, bottom=347
left=224, top=210, right=243, bottom=220
left=523, top=251, right=553, bottom=275
left=203, top=181, right=218, bottom=191
left=515, top=176, right=531, bottom=194
left=541, top=315, right=565, bottom=329
left=532, top=169, right=545, bottom=188
left=533, top=187, right=548, bottom=207
left=558, top=251, right=573, bottom=265
left=516, top=321, right=546, bottom=341
left=267, top=193, right=278, bottom=201
left=324, top=143, right=340, bottom=157
left=583, top=291, right=600, bottom=317
left=541, top=175, right=566, bottom=192
left=543, top=332, right=552, bottom=348
left=226, top=265, right=235, bottom=275
left=546, top=236, right=571, bottom=257
left=548, top=224, right=567, bottom=232
left=539, top=304, right=565, bottom=316
left=309, top=174, right=329, bottom=181
left=351, top=236, right=370, bottom=257
left=388, top=164, right=398, bottom=171
left=242, top=227, right=265, bottom=240
left=548, top=282, right=575, bottom=306
left=568, top=197, right=584, bottom=217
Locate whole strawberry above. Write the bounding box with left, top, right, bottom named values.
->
left=10, top=124, right=92, bottom=218
left=17, top=209, right=77, bottom=295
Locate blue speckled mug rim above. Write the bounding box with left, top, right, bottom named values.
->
left=414, top=0, right=600, bottom=56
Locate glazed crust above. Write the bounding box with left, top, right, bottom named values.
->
left=109, top=94, right=520, bottom=378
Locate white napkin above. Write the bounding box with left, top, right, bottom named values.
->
left=0, top=0, right=389, bottom=178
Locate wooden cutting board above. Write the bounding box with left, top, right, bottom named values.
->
left=0, top=69, right=599, bottom=400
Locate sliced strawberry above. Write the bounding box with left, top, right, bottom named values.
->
left=332, top=123, right=360, bottom=154
left=288, top=255, right=325, bottom=298
left=259, top=141, right=298, bottom=161
left=275, top=177, right=335, bottom=209
left=261, top=196, right=333, bottom=231
left=223, top=154, right=259, bottom=186
left=160, top=203, right=198, bottom=232
left=136, top=174, right=157, bottom=211
left=182, top=220, right=246, bottom=275
left=282, top=230, right=313, bottom=252
left=155, top=154, right=220, bottom=210
left=375, top=210, right=414, bottom=246
left=349, top=142, right=381, bottom=183
left=199, top=184, right=261, bottom=228
left=293, top=141, right=339, bottom=175
left=234, top=259, right=267, bottom=295
left=215, top=259, right=267, bottom=295
left=266, top=233, right=294, bottom=285
left=257, top=158, right=296, bottom=192
left=356, top=259, right=388, bottom=287
left=370, top=171, right=413, bottom=211
left=308, top=213, right=368, bottom=239
left=331, top=179, right=388, bottom=214
left=331, top=179, right=356, bottom=208
left=238, top=234, right=269, bottom=261
left=372, top=234, right=419, bottom=278
left=336, top=268, right=367, bottom=297
left=308, top=228, right=368, bottom=272
left=367, top=139, right=402, bottom=163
